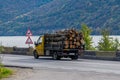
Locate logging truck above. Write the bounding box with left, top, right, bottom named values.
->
left=33, top=29, right=85, bottom=60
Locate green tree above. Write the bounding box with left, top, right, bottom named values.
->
left=80, top=23, right=94, bottom=50
left=97, top=29, right=114, bottom=51
left=112, top=38, right=120, bottom=50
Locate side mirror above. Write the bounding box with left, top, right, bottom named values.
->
left=34, top=41, right=38, bottom=46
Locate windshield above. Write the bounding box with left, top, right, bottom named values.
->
left=37, top=36, right=42, bottom=44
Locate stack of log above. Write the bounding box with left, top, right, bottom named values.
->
left=56, top=29, right=85, bottom=49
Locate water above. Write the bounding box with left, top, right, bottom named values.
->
left=0, top=36, right=120, bottom=48
left=92, top=35, right=120, bottom=47
left=0, top=36, right=39, bottom=48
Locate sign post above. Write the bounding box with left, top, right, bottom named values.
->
left=25, top=29, right=33, bottom=47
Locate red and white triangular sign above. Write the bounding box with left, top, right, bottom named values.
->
left=26, top=29, right=32, bottom=36
left=25, top=37, right=33, bottom=44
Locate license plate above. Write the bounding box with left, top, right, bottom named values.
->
left=69, top=53, right=75, bottom=55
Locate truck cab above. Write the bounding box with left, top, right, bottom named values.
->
left=33, top=36, right=44, bottom=58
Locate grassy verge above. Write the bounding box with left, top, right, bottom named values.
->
left=0, top=67, right=13, bottom=79
left=0, top=64, right=13, bottom=79
left=0, top=46, right=13, bottom=80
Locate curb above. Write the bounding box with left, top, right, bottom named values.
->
left=4, top=65, right=33, bottom=69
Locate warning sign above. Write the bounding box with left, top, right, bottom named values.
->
left=26, top=29, right=32, bottom=36
left=25, top=37, right=33, bottom=44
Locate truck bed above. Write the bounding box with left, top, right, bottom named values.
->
left=44, top=29, right=84, bottom=51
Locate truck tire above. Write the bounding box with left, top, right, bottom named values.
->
left=71, top=55, right=78, bottom=60
left=57, top=56, right=61, bottom=60
left=33, top=50, right=39, bottom=59
left=53, top=52, right=61, bottom=60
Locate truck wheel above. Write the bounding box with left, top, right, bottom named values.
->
left=57, top=56, right=61, bottom=60
left=71, top=56, right=78, bottom=60
left=33, top=51, right=39, bottom=59
left=53, top=52, right=61, bottom=60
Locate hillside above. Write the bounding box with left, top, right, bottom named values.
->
left=0, top=0, right=53, bottom=35
left=0, top=0, right=120, bottom=35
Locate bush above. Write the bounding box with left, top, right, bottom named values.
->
left=0, top=46, right=4, bottom=53
left=0, top=59, right=13, bottom=79
left=112, top=38, right=120, bottom=50
left=0, top=46, right=12, bottom=79
left=81, top=23, right=95, bottom=50
left=97, top=29, right=120, bottom=51
left=0, top=67, right=13, bottom=79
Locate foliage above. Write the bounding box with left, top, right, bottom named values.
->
left=80, top=23, right=95, bottom=50
left=0, top=45, right=12, bottom=79
left=0, top=67, right=13, bottom=79
left=112, top=38, right=120, bottom=50
left=0, top=46, right=4, bottom=53
left=97, top=29, right=120, bottom=51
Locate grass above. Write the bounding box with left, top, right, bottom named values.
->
left=0, top=46, right=13, bottom=79
left=0, top=64, right=13, bottom=79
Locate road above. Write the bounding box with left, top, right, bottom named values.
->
left=1, top=54, right=120, bottom=75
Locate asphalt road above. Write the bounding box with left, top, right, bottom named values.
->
left=1, top=54, right=120, bottom=74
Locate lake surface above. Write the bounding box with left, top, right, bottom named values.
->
left=0, top=36, right=39, bottom=48
left=0, top=36, right=120, bottom=48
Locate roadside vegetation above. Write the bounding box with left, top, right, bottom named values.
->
left=97, top=29, right=120, bottom=51
left=81, top=24, right=120, bottom=51
left=0, top=46, right=13, bottom=79
left=80, top=23, right=95, bottom=50
left=0, top=66, right=13, bottom=79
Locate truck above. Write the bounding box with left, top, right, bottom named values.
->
left=33, top=29, right=85, bottom=60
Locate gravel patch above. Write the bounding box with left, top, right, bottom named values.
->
left=3, top=67, right=120, bottom=80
